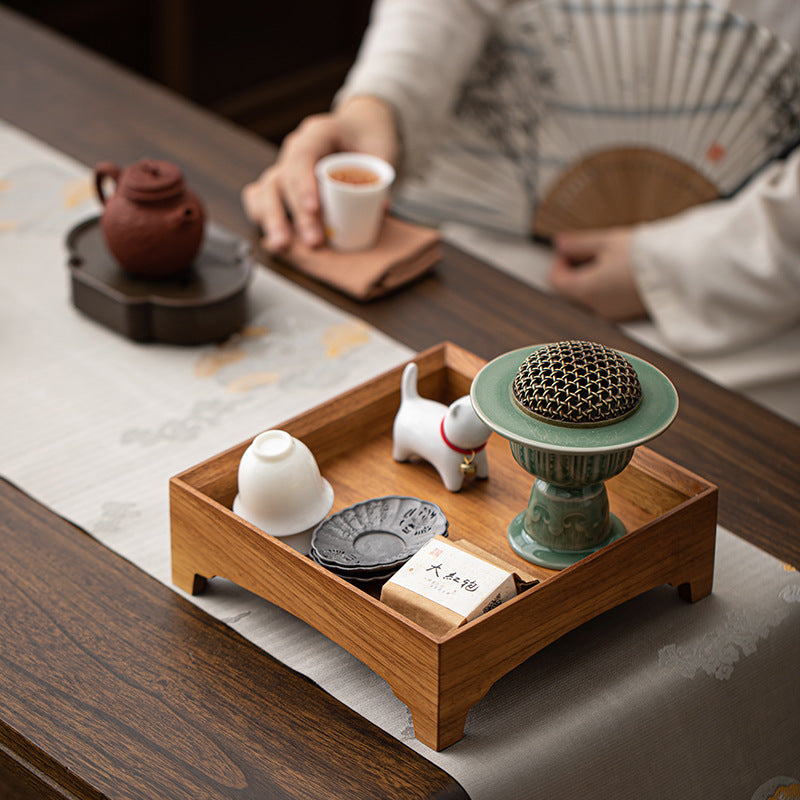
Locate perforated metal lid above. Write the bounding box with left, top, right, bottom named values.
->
left=511, top=340, right=642, bottom=427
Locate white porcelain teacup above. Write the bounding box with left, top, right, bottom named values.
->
left=233, top=429, right=334, bottom=554
left=315, top=152, right=395, bottom=251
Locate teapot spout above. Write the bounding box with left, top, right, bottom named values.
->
left=171, top=204, right=202, bottom=228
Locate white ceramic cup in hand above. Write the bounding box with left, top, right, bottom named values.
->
left=315, top=152, right=396, bottom=251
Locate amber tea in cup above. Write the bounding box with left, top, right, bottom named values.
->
left=328, top=166, right=380, bottom=186
left=315, top=152, right=396, bottom=251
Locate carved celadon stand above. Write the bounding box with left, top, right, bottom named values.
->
left=471, top=341, right=679, bottom=569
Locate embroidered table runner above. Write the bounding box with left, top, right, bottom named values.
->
left=1, top=121, right=798, bottom=800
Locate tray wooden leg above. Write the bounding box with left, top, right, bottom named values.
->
left=672, top=523, right=716, bottom=603
left=658, top=489, right=718, bottom=604
left=170, top=501, right=211, bottom=595
left=676, top=569, right=714, bottom=603
left=395, top=685, right=489, bottom=751
left=407, top=702, right=470, bottom=752
left=173, top=563, right=208, bottom=595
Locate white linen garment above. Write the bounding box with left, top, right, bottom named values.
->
left=337, top=0, right=800, bottom=371
left=631, top=147, right=800, bottom=356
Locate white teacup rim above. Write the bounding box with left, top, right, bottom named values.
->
left=315, top=151, right=396, bottom=191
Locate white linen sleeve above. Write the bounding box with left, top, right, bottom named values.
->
left=333, top=0, right=505, bottom=176
left=630, top=148, right=800, bottom=357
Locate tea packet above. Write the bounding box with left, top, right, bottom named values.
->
left=381, top=535, right=539, bottom=636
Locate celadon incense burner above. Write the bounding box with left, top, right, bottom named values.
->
left=470, top=341, right=679, bottom=569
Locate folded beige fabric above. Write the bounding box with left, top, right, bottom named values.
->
left=279, top=215, right=441, bottom=301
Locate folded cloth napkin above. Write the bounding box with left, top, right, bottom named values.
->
left=278, top=215, right=441, bottom=301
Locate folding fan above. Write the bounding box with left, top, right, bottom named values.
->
left=394, top=0, right=800, bottom=238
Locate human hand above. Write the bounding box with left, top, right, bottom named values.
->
left=241, top=96, right=399, bottom=252
left=548, top=228, right=647, bottom=321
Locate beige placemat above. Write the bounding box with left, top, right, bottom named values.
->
left=2, top=120, right=798, bottom=799
left=279, top=215, right=441, bottom=300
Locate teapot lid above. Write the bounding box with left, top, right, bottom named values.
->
left=121, top=159, right=185, bottom=202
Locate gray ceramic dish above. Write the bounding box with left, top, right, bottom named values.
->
left=310, top=495, right=448, bottom=569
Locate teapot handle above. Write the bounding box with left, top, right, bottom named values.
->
left=94, top=162, right=121, bottom=206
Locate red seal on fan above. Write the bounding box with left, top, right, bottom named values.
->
left=706, top=142, right=726, bottom=163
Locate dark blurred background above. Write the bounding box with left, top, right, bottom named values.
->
left=5, top=0, right=374, bottom=144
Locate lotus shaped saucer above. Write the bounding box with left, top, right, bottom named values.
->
left=310, top=495, right=448, bottom=580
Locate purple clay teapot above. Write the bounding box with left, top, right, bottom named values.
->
left=94, top=159, right=205, bottom=279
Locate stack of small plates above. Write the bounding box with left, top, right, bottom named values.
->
left=310, top=495, right=448, bottom=582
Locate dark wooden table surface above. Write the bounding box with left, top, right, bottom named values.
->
left=2, top=5, right=799, bottom=799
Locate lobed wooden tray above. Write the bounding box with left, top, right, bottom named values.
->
left=67, top=217, right=252, bottom=345
left=170, top=342, right=718, bottom=750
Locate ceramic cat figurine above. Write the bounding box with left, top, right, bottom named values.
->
left=393, top=362, right=491, bottom=491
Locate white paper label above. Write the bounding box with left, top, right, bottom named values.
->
left=387, top=539, right=516, bottom=620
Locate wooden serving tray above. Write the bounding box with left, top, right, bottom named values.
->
left=170, top=342, right=718, bottom=750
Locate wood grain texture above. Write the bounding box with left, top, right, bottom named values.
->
left=0, top=478, right=468, bottom=800
left=171, top=344, right=718, bottom=750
